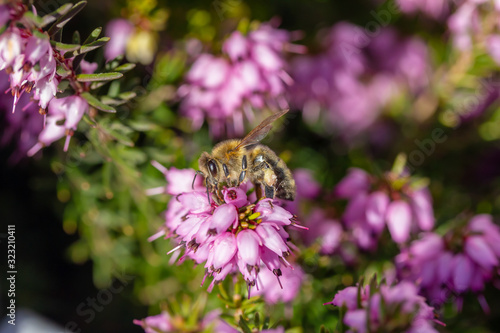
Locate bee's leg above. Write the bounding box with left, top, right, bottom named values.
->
left=238, top=155, right=248, bottom=186
left=253, top=182, right=263, bottom=200
left=205, top=183, right=211, bottom=204
left=264, top=185, right=275, bottom=199
left=222, top=163, right=231, bottom=186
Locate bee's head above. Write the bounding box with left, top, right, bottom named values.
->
left=198, top=152, right=220, bottom=184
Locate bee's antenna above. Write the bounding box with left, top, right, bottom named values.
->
left=206, top=184, right=210, bottom=204
left=192, top=170, right=204, bottom=190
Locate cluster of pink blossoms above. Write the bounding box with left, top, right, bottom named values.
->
left=396, top=214, right=500, bottom=312
left=148, top=162, right=305, bottom=295
left=328, top=280, right=441, bottom=333
left=334, top=167, right=434, bottom=250
left=396, top=0, right=450, bottom=20
left=178, top=21, right=305, bottom=138
left=290, top=24, right=429, bottom=140
left=0, top=3, right=93, bottom=155
left=134, top=309, right=285, bottom=333
left=1, top=24, right=57, bottom=115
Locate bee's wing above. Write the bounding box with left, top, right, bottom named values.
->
left=231, top=109, right=289, bottom=151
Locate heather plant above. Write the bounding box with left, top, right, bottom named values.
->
left=4, top=0, right=500, bottom=332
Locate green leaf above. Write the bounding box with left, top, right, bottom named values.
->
left=72, top=31, right=81, bottom=44
left=104, top=56, right=125, bottom=71
left=73, top=27, right=104, bottom=71
left=51, top=40, right=81, bottom=52
left=76, top=72, right=123, bottom=82
left=22, top=11, right=44, bottom=28
left=81, top=92, right=116, bottom=113
left=238, top=317, right=252, bottom=333
left=83, top=27, right=102, bottom=44
left=47, top=1, right=87, bottom=36
left=56, top=65, right=72, bottom=77
left=65, top=37, right=109, bottom=59
left=118, top=91, right=136, bottom=100
left=115, top=63, right=136, bottom=73
left=100, top=92, right=136, bottom=106
left=32, top=29, right=49, bottom=41
left=77, top=37, right=110, bottom=56
left=57, top=80, right=70, bottom=93
left=90, top=81, right=108, bottom=90
left=41, top=3, right=73, bottom=28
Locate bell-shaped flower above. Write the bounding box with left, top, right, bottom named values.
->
left=365, top=191, right=389, bottom=233
left=334, top=168, right=371, bottom=199
left=386, top=200, right=412, bottom=243
left=209, top=204, right=238, bottom=234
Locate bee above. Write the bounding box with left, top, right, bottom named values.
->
left=196, top=109, right=296, bottom=202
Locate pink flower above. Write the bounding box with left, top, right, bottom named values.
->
left=150, top=166, right=305, bottom=293
left=134, top=310, right=232, bottom=333
left=134, top=313, right=173, bottom=333
left=336, top=165, right=435, bottom=249
left=487, top=35, right=500, bottom=65
left=397, top=0, right=449, bottom=20
left=0, top=28, right=22, bottom=70
left=303, top=208, right=343, bottom=255
left=447, top=2, right=481, bottom=51
left=334, top=168, right=371, bottom=199
left=290, top=25, right=430, bottom=141
left=0, top=5, right=10, bottom=27
left=293, top=168, right=321, bottom=200
left=28, top=96, right=89, bottom=156
left=179, top=22, right=302, bottom=137
left=104, top=19, right=134, bottom=61
left=0, top=73, right=42, bottom=164
left=250, top=265, right=304, bottom=304
left=397, top=215, right=500, bottom=313
left=365, top=191, right=389, bottom=233
left=328, top=280, right=440, bottom=332
left=386, top=200, right=412, bottom=243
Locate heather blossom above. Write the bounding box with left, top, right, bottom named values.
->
left=178, top=21, right=305, bottom=138
left=0, top=71, right=42, bottom=163
left=134, top=310, right=285, bottom=333
left=134, top=310, right=230, bottom=333
left=397, top=0, right=450, bottom=20
left=396, top=214, right=500, bottom=312
left=290, top=24, right=430, bottom=140
left=447, top=0, right=500, bottom=54
left=327, top=279, right=441, bottom=333
left=335, top=163, right=434, bottom=250
left=148, top=162, right=305, bottom=294
left=250, top=265, right=304, bottom=304
left=1, top=1, right=124, bottom=156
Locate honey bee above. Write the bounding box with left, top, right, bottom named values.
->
left=196, top=109, right=296, bottom=201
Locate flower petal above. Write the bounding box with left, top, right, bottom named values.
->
left=386, top=200, right=412, bottom=243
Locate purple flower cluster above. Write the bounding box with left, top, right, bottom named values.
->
left=149, top=162, right=305, bottom=296
left=0, top=26, right=58, bottom=115
left=104, top=19, right=134, bottom=62
left=328, top=280, right=440, bottom=333
left=134, top=310, right=284, bottom=333
left=134, top=310, right=228, bottom=333
left=0, top=71, right=42, bottom=163
left=397, top=0, right=450, bottom=20
left=178, top=22, right=305, bottom=138
left=396, top=214, right=500, bottom=312
left=447, top=0, right=500, bottom=58
left=1, top=4, right=92, bottom=156
left=290, top=24, right=429, bottom=140
left=335, top=167, right=434, bottom=250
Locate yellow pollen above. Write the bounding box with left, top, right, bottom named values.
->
left=248, top=212, right=261, bottom=220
